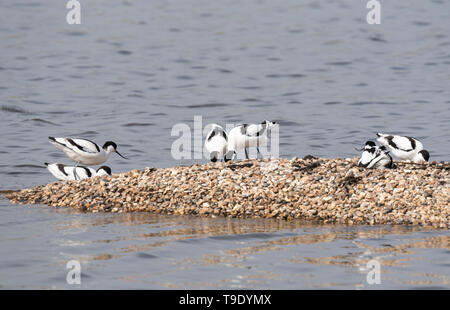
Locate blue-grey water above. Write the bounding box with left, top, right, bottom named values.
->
left=0, top=0, right=449, bottom=289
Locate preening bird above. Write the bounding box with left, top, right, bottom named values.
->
left=366, top=146, right=395, bottom=169
left=357, top=141, right=378, bottom=167
left=357, top=141, right=395, bottom=169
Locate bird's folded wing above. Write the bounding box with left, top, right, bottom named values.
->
left=68, top=138, right=101, bottom=153
left=245, top=124, right=265, bottom=137
left=391, top=136, right=414, bottom=151
left=358, top=151, right=376, bottom=166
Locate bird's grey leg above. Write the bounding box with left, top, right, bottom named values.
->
left=257, top=147, right=263, bottom=159
left=73, top=161, right=80, bottom=180
left=245, top=148, right=249, bottom=159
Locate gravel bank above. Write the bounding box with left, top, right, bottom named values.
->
left=5, top=157, right=450, bottom=228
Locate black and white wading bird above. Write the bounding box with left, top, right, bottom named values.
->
left=369, top=146, right=394, bottom=169
left=357, top=141, right=378, bottom=167
left=48, top=137, right=127, bottom=179
left=227, top=120, right=277, bottom=160
left=370, top=146, right=395, bottom=169
left=357, top=141, right=395, bottom=169
left=204, top=124, right=231, bottom=162
left=45, top=163, right=111, bottom=181
left=376, top=133, right=430, bottom=163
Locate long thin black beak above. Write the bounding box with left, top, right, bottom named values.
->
left=355, top=147, right=364, bottom=151
left=116, top=150, right=128, bottom=160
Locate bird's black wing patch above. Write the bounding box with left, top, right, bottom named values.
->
left=222, top=130, right=227, bottom=140
left=67, top=138, right=100, bottom=153
left=83, top=138, right=101, bottom=152
left=56, top=164, right=69, bottom=176
left=207, top=130, right=216, bottom=141
left=386, top=135, right=414, bottom=152
left=81, top=167, right=92, bottom=177
left=208, top=127, right=228, bottom=141
left=67, top=138, right=86, bottom=152
left=406, top=136, right=416, bottom=150
left=49, top=137, right=69, bottom=148
left=385, top=136, right=397, bottom=149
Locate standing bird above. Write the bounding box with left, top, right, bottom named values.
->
left=48, top=137, right=127, bottom=179
left=227, top=120, right=277, bottom=159
left=376, top=133, right=429, bottom=162
left=204, top=124, right=229, bottom=162
left=45, top=163, right=111, bottom=181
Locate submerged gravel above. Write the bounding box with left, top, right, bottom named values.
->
left=5, top=157, right=450, bottom=228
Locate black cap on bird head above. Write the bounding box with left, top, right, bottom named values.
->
left=102, top=141, right=128, bottom=159
left=419, top=150, right=430, bottom=162
left=97, top=166, right=112, bottom=175
left=356, top=141, right=376, bottom=151
left=103, top=141, right=117, bottom=150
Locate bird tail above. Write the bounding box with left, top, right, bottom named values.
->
left=48, top=136, right=56, bottom=141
